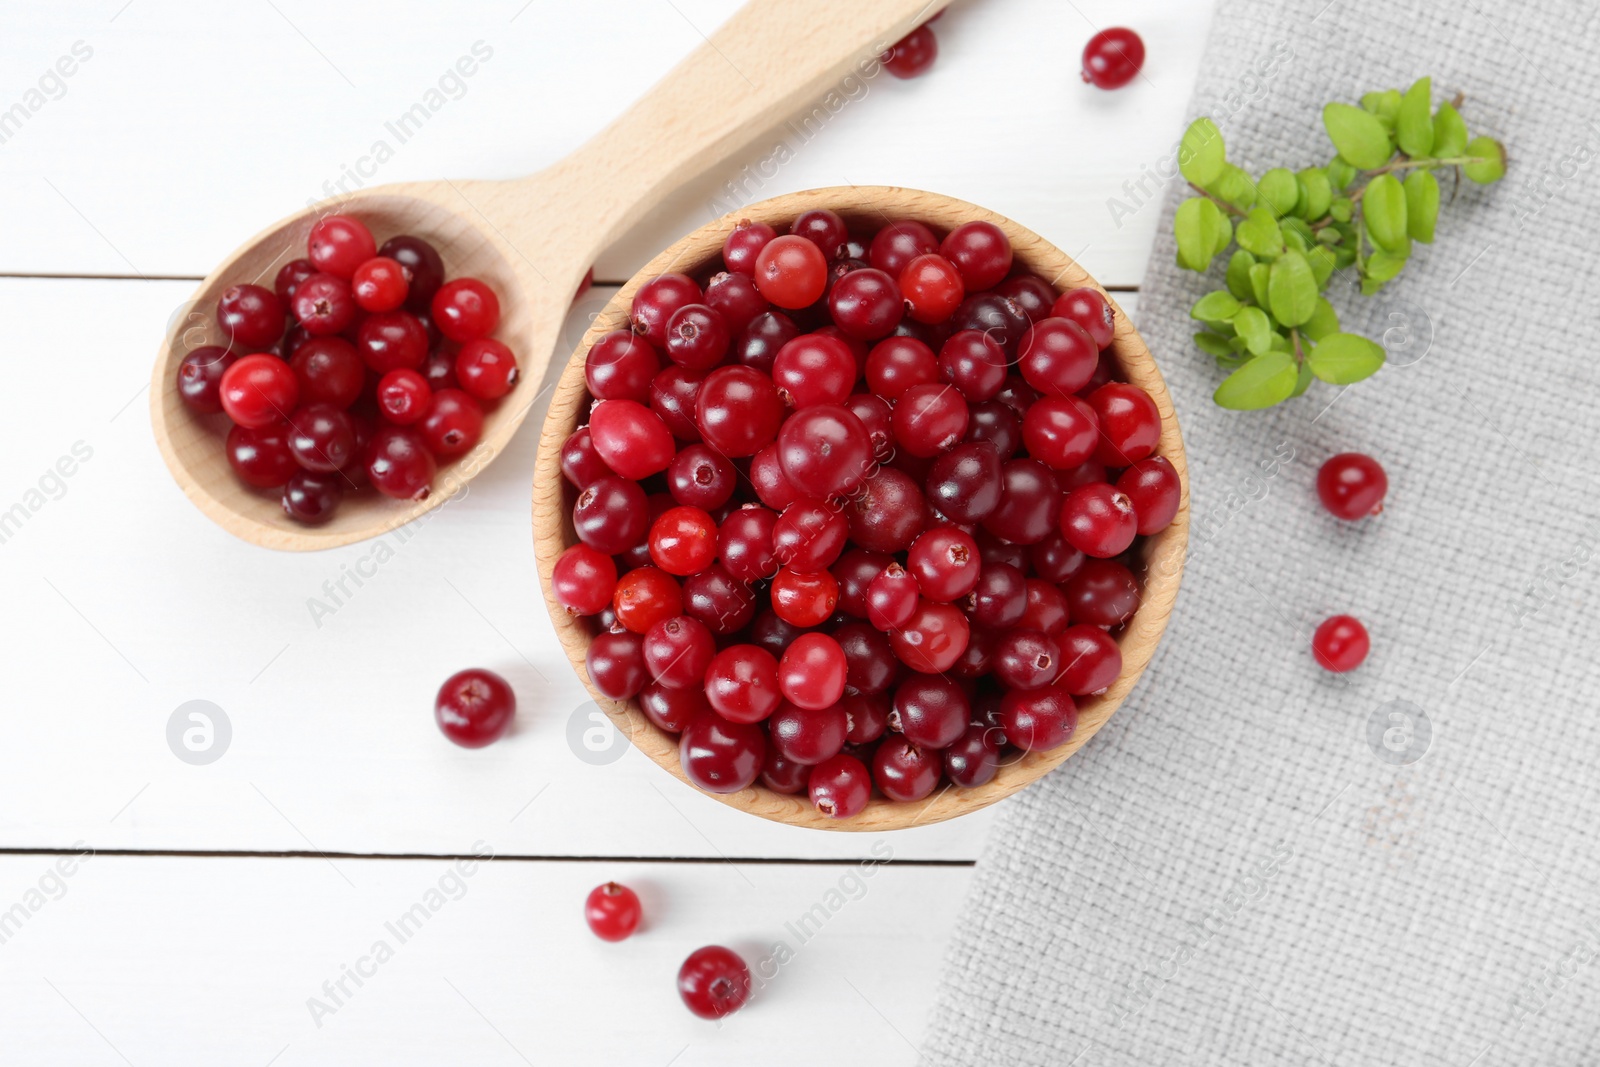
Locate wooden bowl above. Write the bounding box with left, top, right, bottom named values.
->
left=534, top=187, right=1189, bottom=831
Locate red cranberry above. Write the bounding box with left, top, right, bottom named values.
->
left=704, top=271, right=769, bottom=334
left=1053, top=288, right=1116, bottom=349
left=872, top=738, right=940, bottom=802
left=770, top=568, right=839, bottom=627
left=754, top=234, right=827, bottom=309
left=1060, top=484, right=1137, bottom=559
left=434, top=667, right=515, bottom=748
left=773, top=334, right=857, bottom=408
left=421, top=348, right=458, bottom=393
left=365, top=426, right=436, bottom=500
left=881, top=24, right=938, bottom=78
left=968, top=562, right=1028, bottom=629
left=217, top=284, right=284, bottom=350
left=867, top=563, right=920, bottom=631
left=1000, top=685, right=1076, bottom=751
left=552, top=544, right=618, bottom=616
left=375, top=369, right=431, bottom=425
left=1020, top=579, right=1071, bottom=636
left=418, top=388, right=484, bottom=460
left=275, top=258, right=317, bottom=305
left=866, top=336, right=939, bottom=400
left=717, top=505, right=779, bottom=583
left=941, top=221, right=1012, bottom=291
left=573, top=475, right=649, bottom=554
left=612, top=566, right=682, bottom=634
left=1313, top=615, right=1370, bottom=672
left=893, top=383, right=969, bottom=458
left=1082, top=27, right=1145, bottom=89
left=291, top=273, right=357, bottom=336
left=589, top=398, right=674, bottom=479
left=1023, top=395, right=1100, bottom=470
left=378, top=235, right=445, bottom=313
left=585, top=882, right=641, bottom=942
left=1018, top=318, right=1099, bottom=398
left=650, top=366, right=707, bottom=441
left=677, top=946, right=752, bottom=1019
left=289, top=337, right=364, bottom=409
left=982, top=459, right=1061, bottom=544
left=695, top=365, right=784, bottom=458
left=790, top=208, right=851, bottom=260
left=901, top=254, right=965, bottom=324
left=587, top=630, right=648, bottom=699
left=281, top=470, right=342, bottom=524
left=749, top=445, right=802, bottom=510
left=723, top=220, right=778, bottom=275
left=356, top=310, right=429, bottom=374
left=587, top=330, right=660, bottom=402
left=679, top=714, right=765, bottom=794
left=842, top=393, right=894, bottom=460
left=631, top=273, right=703, bottom=351
left=891, top=600, right=969, bottom=673
left=1065, top=559, right=1141, bottom=627
left=1055, top=624, right=1122, bottom=694
left=455, top=338, right=518, bottom=401
left=1087, top=382, right=1161, bottom=466
left=841, top=691, right=892, bottom=744
left=761, top=752, right=811, bottom=794
left=665, top=303, right=730, bottom=373
left=944, top=724, right=1001, bottom=789
left=869, top=221, right=938, bottom=277
left=649, top=506, right=718, bottom=576
left=908, top=527, right=981, bottom=602
left=307, top=215, right=376, bottom=279
left=890, top=674, right=968, bottom=750
left=561, top=427, right=614, bottom=488
left=177, top=346, right=237, bottom=414
left=431, top=278, right=500, bottom=343
left=769, top=700, right=847, bottom=765
left=643, top=616, right=715, bottom=689
left=749, top=609, right=808, bottom=661
left=778, top=405, right=874, bottom=499
left=809, top=753, right=872, bottom=818
left=1117, top=456, right=1182, bottom=534
left=1317, top=453, right=1387, bottom=520
left=220, top=354, right=299, bottom=428
left=848, top=467, right=926, bottom=553
left=938, top=330, right=1007, bottom=403
left=350, top=256, right=410, bottom=313
left=993, top=629, right=1061, bottom=690
left=777, top=633, right=847, bottom=710
left=773, top=500, right=849, bottom=571
left=226, top=422, right=296, bottom=488
left=704, top=644, right=781, bottom=723
left=668, top=445, right=736, bottom=510
left=829, top=267, right=904, bottom=341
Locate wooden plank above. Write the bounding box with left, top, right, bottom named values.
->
left=0, top=851, right=970, bottom=1064
left=0, top=0, right=1212, bottom=287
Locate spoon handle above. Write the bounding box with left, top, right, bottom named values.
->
left=500, top=0, right=948, bottom=253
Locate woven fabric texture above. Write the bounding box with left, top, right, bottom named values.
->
left=923, top=1, right=1600, bottom=1063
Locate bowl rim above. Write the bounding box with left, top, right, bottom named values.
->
left=533, top=185, right=1189, bottom=832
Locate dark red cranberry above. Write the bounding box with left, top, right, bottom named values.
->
left=365, top=426, right=436, bottom=500
left=893, top=383, right=969, bottom=458
left=1317, top=453, right=1387, bottom=520
left=841, top=690, right=891, bottom=744
left=748, top=608, right=808, bottom=661
left=829, top=267, right=904, bottom=341
left=809, top=753, right=872, bottom=818
left=217, top=284, right=284, bottom=350
left=679, top=713, right=766, bottom=794
left=1082, top=27, right=1145, bottom=90
left=704, top=271, right=769, bottom=335
left=882, top=24, right=938, bottom=78
left=831, top=623, right=899, bottom=695
left=1020, top=579, right=1071, bottom=636
left=281, top=470, right=342, bottom=524
left=993, top=629, right=1061, bottom=690
left=867, top=563, right=920, bottom=631
left=1000, top=685, right=1076, bottom=751
left=925, top=441, right=1002, bottom=523
left=1065, top=559, right=1141, bottom=627
left=668, top=445, right=736, bottom=510
left=1029, top=533, right=1087, bottom=585
left=1118, top=456, right=1182, bottom=534
left=981, top=458, right=1061, bottom=544
left=695, top=365, right=784, bottom=457
left=665, top=303, right=731, bottom=373
left=832, top=548, right=894, bottom=618
left=226, top=422, right=297, bottom=488
left=968, top=562, right=1028, bottom=629
left=949, top=292, right=1031, bottom=354
left=573, top=476, right=649, bottom=555
left=430, top=666, right=516, bottom=751
left=965, top=401, right=1022, bottom=458
left=976, top=527, right=1029, bottom=572
left=421, top=348, right=458, bottom=393
left=869, top=220, right=939, bottom=277
left=378, top=235, right=446, bottom=313
left=683, top=564, right=757, bottom=635
left=286, top=403, right=356, bottom=472
left=749, top=445, right=802, bottom=510
left=291, top=273, right=357, bottom=336
left=938, top=330, right=1007, bottom=402
left=643, top=615, right=716, bottom=689
left=733, top=311, right=800, bottom=373
left=872, top=739, right=940, bottom=802
left=176, top=346, right=237, bottom=414
left=677, top=946, right=752, bottom=1019
left=586, top=330, right=660, bottom=402
left=717, top=506, right=779, bottom=583
left=723, top=220, right=778, bottom=276
left=768, top=700, right=848, bottom=765
left=356, top=310, right=429, bottom=374
left=587, top=630, right=648, bottom=699
left=761, top=752, right=811, bottom=794
left=649, top=366, right=706, bottom=442
left=995, top=275, right=1058, bottom=324
left=847, top=467, right=926, bottom=553
left=1057, top=459, right=1110, bottom=493
left=890, top=673, right=968, bottom=749
left=274, top=258, right=317, bottom=305
left=289, top=337, right=364, bottom=409
left=585, top=882, right=642, bottom=942
left=560, top=427, right=615, bottom=488
left=943, top=723, right=1001, bottom=788
left=1313, top=615, right=1370, bottom=672
left=790, top=208, right=851, bottom=260
left=418, top=388, right=484, bottom=460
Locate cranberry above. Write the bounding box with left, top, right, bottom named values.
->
left=307, top=215, right=376, bottom=279
left=1117, top=457, right=1182, bottom=534
left=1055, top=624, right=1122, bottom=694
left=176, top=346, right=237, bottom=413
left=643, top=615, right=715, bottom=689
left=1087, top=382, right=1161, bottom=466
left=723, top=220, right=778, bottom=276
left=704, top=644, right=781, bottom=723
left=220, top=354, right=299, bottom=428
left=1317, top=453, right=1387, bottom=520
left=1312, top=615, right=1370, bottom=672
left=1057, top=460, right=1109, bottom=494
left=773, top=500, right=849, bottom=571
left=418, top=388, right=484, bottom=460
left=749, top=609, right=808, bottom=661
left=868, top=222, right=937, bottom=278
left=375, top=368, right=431, bottom=425
left=938, top=330, right=1007, bottom=403
left=1029, top=533, right=1087, bottom=584
left=1064, top=559, right=1141, bottom=627
left=769, top=700, right=848, bottom=765
left=768, top=568, right=836, bottom=627
left=650, top=366, right=707, bottom=441
left=994, top=275, right=1058, bottom=323
left=848, top=467, right=926, bottom=553
left=677, top=945, right=752, bottom=1019
left=968, top=562, right=1028, bottom=629
left=890, top=674, right=968, bottom=749
left=431, top=278, right=500, bottom=343
left=749, top=445, right=802, bottom=510
left=664, top=303, right=730, bottom=373
left=588, top=630, right=648, bottom=699
left=226, top=422, right=297, bottom=488
left=680, top=714, right=765, bottom=794
left=217, top=284, right=284, bottom=350
left=734, top=310, right=800, bottom=373
left=585, top=882, right=642, bottom=942
left=668, top=445, right=736, bottom=510
left=966, top=401, right=1022, bottom=458
left=900, top=254, right=965, bottom=324
left=573, top=475, right=649, bottom=554
left=1060, top=484, right=1137, bottom=558
left=790, top=208, right=851, bottom=260
left=356, top=310, right=429, bottom=375
left=281, top=470, right=342, bottom=524
left=891, top=600, right=969, bottom=673
left=773, top=333, right=857, bottom=408
left=587, top=330, right=660, bottom=402
left=994, top=375, right=1040, bottom=416
left=695, top=366, right=784, bottom=458
left=977, top=528, right=1029, bottom=572
left=365, top=426, right=436, bottom=500
left=950, top=293, right=1031, bottom=356
left=613, top=566, right=682, bottom=634
left=421, top=348, right=458, bottom=393
left=1020, top=579, right=1071, bottom=636
left=866, top=563, right=920, bottom=631
left=1018, top=318, right=1099, bottom=397
left=809, top=753, right=872, bottom=818
left=833, top=548, right=894, bottom=618
left=561, top=427, right=614, bottom=488
left=1000, top=685, right=1076, bottom=751
left=778, top=405, right=873, bottom=499
left=872, top=738, right=940, bottom=802
left=754, top=234, right=827, bottom=309
left=982, top=459, right=1061, bottom=544
left=649, top=506, right=718, bottom=576
left=291, top=273, right=357, bottom=336
left=881, top=24, right=938, bottom=78
left=893, top=383, right=969, bottom=458
left=761, top=753, right=811, bottom=794
left=1023, top=395, right=1100, bottom=470
left=1053, top=288, right=1116, bottom=349
left=777, top=633, right=847, bottom=710
left=286, top=403, right=356, bottom=472
left=589, top=398, right=674, bottom=479
left=704, top=271, right=769, bottom=335
left=289, top=337, right=364, bottom=409
left=552, top=544, right=618, bottom=616
left=1082, top=27, right=1145, bottom=90
left=683, top=565, right=757, bottom=634
left=842, top=393, right=895, bottom=459
left=350, top=256, right=410, bottom=313
left=941, top=222, right=1012, bottom=291
left=866, top=336, right=939, bottom=400
left=908, top=527, right=981, bottom=602
left=829, top=267, right=904, bottom=341
left=841, top=691, right=892, bottom=744
left=274, top=258, right=317, bottom=305
left=717, top=506, right=779, bottom=583
left=378, top=235, right=445, bottom=312
left=434, top=667, right=515, bottom=748
left=455, top=338, right=519, bottom=401
left=944, top=724, right=1001, bottom=788
left=993, top=629, right=1061, bottom=690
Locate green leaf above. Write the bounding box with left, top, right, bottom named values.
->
left=1267, top=330, right=1294, bottom=354
left=1306, top=244, right=1337, bottom=287
left=1333, top=245, right=1358, bottom=269
left=1302, top=297, right=1340, bottom=341
left=1248, top=263, right=1271, bottom=308
left=1235, top=207, right=1284, bottom=258
left=1396, top=77, right=1434, bottom=157
left=1191, top=290, right=1242, bottom=322
left=1404, top=170, right=1439, bottom=243
left=1233, top=306, right=1274, bottom=355
left=1216, top=351, right=1251, bottom=371
left=1193, top=331, right=1233, bottom=358
left=1267, top=251, right=1318, bottom=327
left=1174, top=197, right=1229, bottom=272
left=1296, top=168, right=1333, bottom=220
left=1179, top=118, right=1227, bottom=187
left=1432, top=102, right=1468, bottom=159
left=1208, top=164, right=1259, bottom=211
left=1213, top=351, right=1298, bottom=410
left=1307, top=332, right=1386, bottom=384
left=1323, top=102, right=1394, bottom=169
left=1363, top=173, right=1409, bottom=253
left=1328, top=196, right=1353, bottom=223
left=1290, top=355, right=1316, bottom=397
left=1258, top=168, right=1300, bottom=216
left=1225, top=250, right=1257, bottom=300
left=1326, top=158, right=1357, bottom=191
left=1360, top=89, right=1403, bottom=129
left=1463, top=136, right=1507, bottom=183
left=1365, top=249, right=1408, bottom=285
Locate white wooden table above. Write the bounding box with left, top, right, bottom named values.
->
left=0, top=1, right=1213, bottom=1061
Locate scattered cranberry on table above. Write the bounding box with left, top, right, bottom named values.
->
left=677, top=945, right=752, bottom=1019
left=1312, top=615, right=1370, bottom=673
left=1317, top=452, right=1388, bottom=520
left=177, top=214, right=515, bottom=525
left=558, top=206, right=1180, bottom=818
left=1081, top=27, right=1145, bottom=90
left=434, top=667, right=516, bottom=747
left=881, top=22, right=938, bottom=79
left=584, top=881, right=642, bottom=942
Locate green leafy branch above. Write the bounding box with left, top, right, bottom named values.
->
left=1174, top=77, right=1506, bottom=410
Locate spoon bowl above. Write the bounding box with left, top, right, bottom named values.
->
left=533, top=185, right=1190, bottom=831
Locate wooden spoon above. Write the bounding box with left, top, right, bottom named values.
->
left=533, top=187, right=1190, bottom=831
left=151, top=0, right=950, bottom=550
